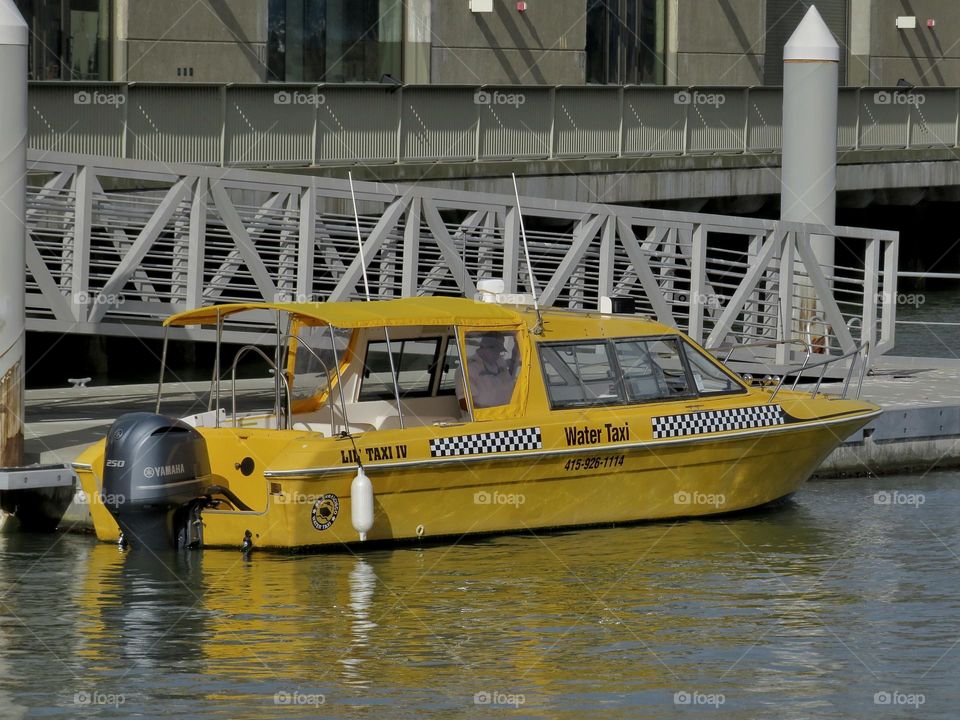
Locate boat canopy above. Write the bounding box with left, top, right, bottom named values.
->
left=164, top=296, right=525, bottom=330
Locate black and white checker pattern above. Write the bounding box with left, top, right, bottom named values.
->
left=652, top=405, right=785, bottom=439
left=430, top=427, right=542, bottom=458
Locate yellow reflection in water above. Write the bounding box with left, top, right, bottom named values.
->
left=70, top=500, right=859, bottom=717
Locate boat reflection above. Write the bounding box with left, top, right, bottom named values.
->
left=65, top=500, right=862, bottom=716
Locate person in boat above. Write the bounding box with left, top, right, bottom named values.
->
left=457, top=331, right=519, bottom=410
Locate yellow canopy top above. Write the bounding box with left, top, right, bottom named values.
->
left=164, top=296, right=525, bottom=329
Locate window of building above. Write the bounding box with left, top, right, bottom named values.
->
left=586, top=0, right=665, bottom=85
left=16, top=0, right=110, bottom=80
left=268, top=0, right=402, bottom=83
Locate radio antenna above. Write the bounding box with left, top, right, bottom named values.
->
left=512, top=172, right=543, bottom=334
left=348, top=172, right=404, bottom=429
left=348, top=171, right=372, bottom=301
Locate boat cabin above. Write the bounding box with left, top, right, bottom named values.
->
left=161, top=296, right=747, bottom=435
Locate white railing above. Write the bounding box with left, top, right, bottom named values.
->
left=24, top=150, right=899, bottom=368
left=26, top=83, right=956, bottom=167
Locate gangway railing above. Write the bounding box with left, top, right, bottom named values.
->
left=26, top=83, right=960, bottom=167
left=24, top=151, right=899, bottom=369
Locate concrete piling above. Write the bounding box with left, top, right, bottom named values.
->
left=0, top=1, right=27, bottom=466
left=781, top=5, right=840, bottom=348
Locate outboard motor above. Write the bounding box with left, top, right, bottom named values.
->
left=102, top=413, right=212, bottom=551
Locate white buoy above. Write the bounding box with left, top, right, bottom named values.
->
left=351, top=466, right=374, bottom=541
left=0, top=1, right=27, bottom=467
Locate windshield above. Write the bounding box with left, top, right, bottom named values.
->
left=289, top=324, right=352, bottom=404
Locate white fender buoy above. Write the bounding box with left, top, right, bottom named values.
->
left=351, top=466, right=374, bottom=541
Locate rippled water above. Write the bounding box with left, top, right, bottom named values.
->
left=894, top=288, right=960, bottom=358
left=1, top=472, right=958, bottom=718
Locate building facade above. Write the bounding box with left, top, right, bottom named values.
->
left=14, top=0, right=960, bottom=87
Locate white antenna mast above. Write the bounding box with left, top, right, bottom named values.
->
left=348, top=171, right=372, bottom=301
left=348, top=172, right=404, bottom=429
left=512, top=172, right=543, bottom=334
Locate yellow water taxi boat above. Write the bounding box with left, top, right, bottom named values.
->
left=73, top=296, right=880, bottom=551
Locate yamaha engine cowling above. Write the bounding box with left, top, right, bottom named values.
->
left=102, top=413, right=212, bottom=551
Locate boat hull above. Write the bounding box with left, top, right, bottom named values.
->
left=74, top=408, right=874, bottom=550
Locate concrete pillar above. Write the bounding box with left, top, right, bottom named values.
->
left=665, top=0, right=680, bottom=84
left=848, top=0, right=873, bottom=86
left=404, top=0, right=431, bottom=83
left=781, top=5, right=839, bottom=271
left=0, top=1, right=27, bottom=466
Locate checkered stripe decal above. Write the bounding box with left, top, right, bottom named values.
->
left=430, top=427, right=543, bottom=458
left=652, top=405, right=785, bottom=439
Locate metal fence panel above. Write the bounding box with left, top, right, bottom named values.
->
left=225, top=85, right=314, bottom=166
left=686, top=87, right=746, bottom=153
left=25, top=82, right=960, bottom=168
left=316, top=85, right=400, bottom=164
left=127, top=85, right=223, bottom=164
left=553, top=87, right=620, bottom=157
left=837, top=88, right=859, bottom=150
left=908, top=87, right=957, bottom=147
left=477, top=86, right=552, bottom=160
left=745, top=87, right=782, bottom=153
left=29, top=83, right=126, bottom=157
left=401, top=87, right=477, bottom=162
left=859, top=88, right=911, bottom=149
left=25, top=150, right=899, bottom=364
left=622, top=87, right=686, bottom=155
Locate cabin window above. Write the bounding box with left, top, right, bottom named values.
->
left=437, top=338, right=461, bottom=396
left=359, top=337, right=443, bottom=401
left=613, top=338, right=692, bottom=401
left=459, top=331, right=520, bottom=409
left=539, top=341, right=623, bottom=408
left=290, top=325, right=351, bottom=402
left=681, top=340, right=745, bottom=395
left=539, top=335, right=730, bottom=409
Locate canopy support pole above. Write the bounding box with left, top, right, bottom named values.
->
left=155, top=326, right=168, bottom=415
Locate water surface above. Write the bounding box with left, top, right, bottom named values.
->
left=1, top=472, right=957, bottom=718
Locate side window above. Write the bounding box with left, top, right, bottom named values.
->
left=540, top=341, right=623, bottom=408
left=682, top=340, right=744, bottom=395
left=613, top=338, right=691, bottom=402
left=359, top=338, right=441, bottom=401
left=437, top=338, right=461, bottom=396
left=461, top=331, right=520, bottom=409
left=290, top=325, right=351, bottom=402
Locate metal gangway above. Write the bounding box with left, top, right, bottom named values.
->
left=25, top=150, right=898, bottom=369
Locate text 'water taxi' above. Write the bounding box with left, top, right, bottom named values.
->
left=73, top=296, right=880, bottom=551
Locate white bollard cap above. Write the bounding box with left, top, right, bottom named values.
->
left=783, top=5, right=839, bottom=63
left=0, top=0, right=27, bottom=46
